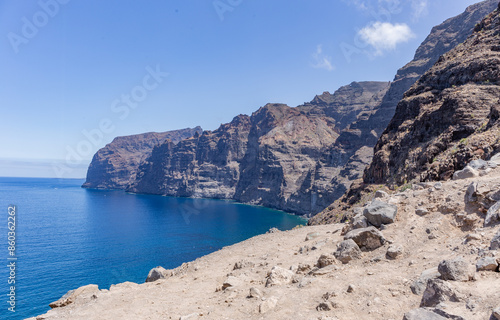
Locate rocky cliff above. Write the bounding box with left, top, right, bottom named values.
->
left=127, top=82, right=389, bottom=215
left=365, top=5, right=500, bottom=185
left=82, top=127, right=202, bottom=190
left=309, top=0, right=499, bottom=225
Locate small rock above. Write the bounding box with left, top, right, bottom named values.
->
left=344, top=227, right=385, bottom=251
left=316, top=254, right=336, bottom=268
left=416, top=208, right=429, bottom=216
left=266, top=266, right=293, bottom=287
left=420, top=279, right=462, bottom=307
left=266, top=227, right=280, bottom=234
left=352, top=213, right=369, bottom=229
left=434, top=182, right=443, bottom=190
left=452, top=166, right=478, bottom=180
left=404, top=308, right=465, bottom=320
left=386, top=244, right=403, bottom=259
left=492, top=307, right=500, bottom=320
left=466, top=233, right=481, bottom=241
left=476, top=257, right=498, bottom=271
left=334, top=239, right=362, bottom=264
left=485, top=201, right=500, bottom=227
left=145, top=266, right=171, bottom=283
left=316, top=302, right=331, bottom=311
left=233, top=260, right=255, bottom=270
left=298, top=276, right=315, bottom=288
left=347, top=284, right=355, bottom=293
left=374, top=190, right=389, bottom=198
left=363, top=200, right=398, bottom=227
left=179, top=313, right=199, bottom=320
left=249, top=287, right=263, bottom=299
left=259, top=296, right=278, bottom=313
left=491, top=229, right=500, bottom=250
left=465, top=182, right=478, bottom=203
left=411, top=268, right=441, bottom=295
left=296, top=264, right=312, bottom=274
left=438, top=258, right=471, bottom=281
left=491, top=153, right=500, bottom=165
left=469, top=159, right=497, bottom=170
left=305, top=232, right=320, bottom=241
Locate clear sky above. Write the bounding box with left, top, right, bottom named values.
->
left=0, top=0, right=483, bottom=178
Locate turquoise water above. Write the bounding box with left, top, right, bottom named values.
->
left=0, top=177, right=305, bottom=319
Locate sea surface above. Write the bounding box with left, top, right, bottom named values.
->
left=0, top=177, right=306, bottom=319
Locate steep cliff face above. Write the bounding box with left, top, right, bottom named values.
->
left=82, top=127, right=202, bottom=189
left=365, top=7, right=500, bottom=185
left=127, top=82, right=389, bottom=215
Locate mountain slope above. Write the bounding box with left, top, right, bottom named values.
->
left=365, top=5, right=500, bottom=185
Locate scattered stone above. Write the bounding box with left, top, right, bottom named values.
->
left=266, top=227, right=280, bottom=234
left=476, top=257, right=498, bottom=271
left=347, top=284, right=355, bottom=293
left=344, top=227, right=385, bottom=251
left=416, top=208, right=430, bottom=216
left=485, top=201, right=500, bottom=227
left=452, top=166, right=479, bottom=180
left=491, top=229, right=500, bottom=250
left=438, top=257, right=471, bottom=281
left=434, top=182, right=443, bottom=190
left=49, top=284, right=100, bottom=308
left=374, top=190, right=389, bottom=198
left=298, top=276, right=315, bottom=288
left=297, top=264, right=312, bottom=274
left=222, top=276, right=243, bottom=290
left=145, top=266, right=171, bottom=283
left=265, top=266, right=294, bottom=287
left=363, top=200, right=398, bottom=227
left=466, top=233, right=481, bottom=242
left=352, top=213, right=369, bottom=229
left=316, top=302, right=332, bottom=311
left=233, top=260, right=255, bottom=270
left=420, top=279, right=462, bottom=307
left=311, top=240, right=327, bottom=250
left=179, top=313, right=199, bottom=320
left=492, top=307, right=500, bottom=320
left=305, top=232, right=320, bottom=241
left=316, top=254, right=336, bottom=268
left=386, top=244, right=403, bottom=259
left=334, top=239, right=362, bottom=264
left=248, top=287, right=263, bottom=299
left=259, top=296, right=278, bottom=313
left=411, top=268, right=441, bottom=295
left=465, top=182, right=478, bottom=203
left=469, top=159, right=497, bottom=170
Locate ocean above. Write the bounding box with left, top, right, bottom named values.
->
left=0, top=177, right=306, bottom=319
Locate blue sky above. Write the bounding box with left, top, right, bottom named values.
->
left=0, top=0, right=483, bottom=177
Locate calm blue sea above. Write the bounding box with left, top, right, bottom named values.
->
left=0, top=177, right=305, bottom=319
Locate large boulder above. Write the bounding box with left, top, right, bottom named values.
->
left=49, top=284, right=100, bottom=308
left=145, top=266, right=171, bottom=283
left=420, top=279, right=463, bottom=308
left=352, top=213, right=369, bottom=229
left=316, top=254, right=336, bottom=268
left=265, top=266, right=293, bottom=287
left=334, top=239, right=362, bottom=264
left=452, top=166, right=478, bottom=180
left=404, top=308, right=466, bottom=320
left=485, top=201, right=500, bottom=227
left=490, top=229, right=500, bottom=250
left=344, top=227, right=385, bottom=251
left=476, top=257, right=498, bottom=271
left=363, top=200, right=398, bottom=227
left=438, top=258, right=471, bottom=281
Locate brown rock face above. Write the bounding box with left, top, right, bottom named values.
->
left=365, top=7, right=500, bottom=185
left=82, top=127, right=202, bottom=190
left=127, top=82, right=389, bottom=215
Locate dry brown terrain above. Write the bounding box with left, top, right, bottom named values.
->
left=31, top=162, right=500, bottom=320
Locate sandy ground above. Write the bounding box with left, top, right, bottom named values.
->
left=29, top=167, right=500, bottom=320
